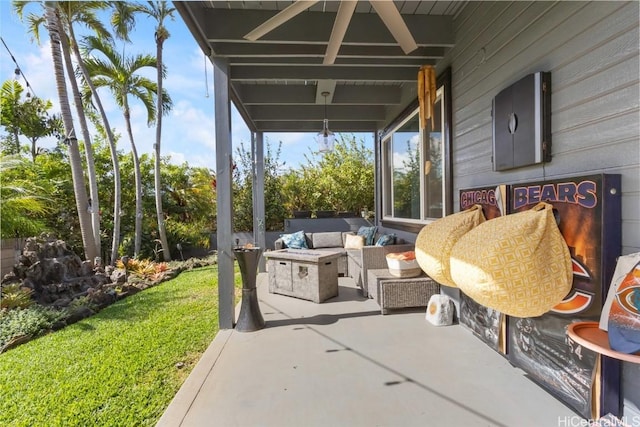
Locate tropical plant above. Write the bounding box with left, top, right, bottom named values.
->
left=81, top=34, right=171, bottom=259
left=0, top=156, right=51, bottom=239
left=0, top=284, right=34, bottom=310
left=116, top=257, right=169, bottom=281
left=0, top=80, right=62, bottom=162
left=0, top=80, right=21, bottom=155
left=162, top=162, right=216, bottom=255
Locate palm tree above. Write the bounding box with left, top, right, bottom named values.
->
left=59, top=1, right=122, bottom=264
left=54, top=5, right=102, bottom=259
left=16, top=2, right=104, bottom=259
left=15, top=3, right=97, bottom=262
left=82, top=35, right=171, bottom=258
left=54, top=1, right=113, bottom=260
left=142, top=1, right=174, bottom=261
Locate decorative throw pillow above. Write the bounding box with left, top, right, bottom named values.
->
left=357, top=226, right=377, bottom=246
left=280, top=230, right=308, bottom=249
left=375, top=234, right=396, bottom=246
left=344, top=234, right=365, bottom=249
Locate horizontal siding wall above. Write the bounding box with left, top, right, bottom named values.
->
left=438, top=0, right=639, bottom=255
left=438, top=1, right=639, bottom=418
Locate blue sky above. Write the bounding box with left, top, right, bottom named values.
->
left=0, top=2, right=373, bottom=170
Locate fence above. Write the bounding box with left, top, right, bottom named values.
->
left=1, top=238, right=25, bottom=277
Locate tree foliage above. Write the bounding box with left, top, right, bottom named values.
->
left=0, top=80, right=62, bottom=162
left=0, top=156, right=51, bottom=239
left=279, top=134, right=374, bottom=218
left=233, top=139, right=287, bottom=232
left=393, top=139, right=421, bottom=219
left=233, top=134, right=374, bottom=231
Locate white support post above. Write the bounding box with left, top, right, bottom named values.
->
left=252, top=131, right=266, bottom=272
left=213, top=57, right=235, bottom=330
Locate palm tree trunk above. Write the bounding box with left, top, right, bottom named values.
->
left=47, top=6, right=97, bottom=261
left=65, top=24, right=122, bottom=266
left=155, top=36, right=171, bottom=261
left=60, top=15, right=101, bottom=258
left=123, top=101, right=143, bottom=258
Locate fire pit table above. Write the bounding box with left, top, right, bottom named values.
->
left=264, top=249, right=341, bottom=303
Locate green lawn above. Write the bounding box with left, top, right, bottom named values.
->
left=0, top=265, right=233, bottom=426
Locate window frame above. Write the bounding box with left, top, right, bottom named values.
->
left=379, top=67, right=453, bottom=233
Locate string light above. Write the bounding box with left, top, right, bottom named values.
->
left=1, top=36, right=37, bottom=99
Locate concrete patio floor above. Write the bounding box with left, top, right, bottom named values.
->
left=157, top=274, right=579, bottom=427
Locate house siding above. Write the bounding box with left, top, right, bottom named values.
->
left=434, top=0, right=639, bottom=419
left=438, top=0, right=639, bottom=255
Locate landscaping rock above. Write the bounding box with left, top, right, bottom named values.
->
left=110, top=270, right=127, bottom=284
left=87, top=288, right=116, bottom=309
left=66, top=306, right=95, bottom=324
left=52, top=297, right=71, bottom=309
left=80, top=260, right=94, bottom=277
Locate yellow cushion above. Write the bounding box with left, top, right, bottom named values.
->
left=450, top=202, right=572, bottom=318
left=415, top=205, right=486, bottom=288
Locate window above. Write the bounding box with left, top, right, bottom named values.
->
left=381, top=69, right=452, bottom=229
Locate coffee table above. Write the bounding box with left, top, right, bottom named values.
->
left=264, top=249, right=341, bottom=303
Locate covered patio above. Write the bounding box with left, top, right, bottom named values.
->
left=157, top=275, right=577, bottom=427
left=168, top=1, right=639, bottom=425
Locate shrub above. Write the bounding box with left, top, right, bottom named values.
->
left=0, top=283, right=34, bottom=310
left=0, top=306, right=66, bottom=349
left=117, top=258, right=170, bottom=280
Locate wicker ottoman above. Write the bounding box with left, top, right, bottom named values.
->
left=367, top=269, right=441, bottom=314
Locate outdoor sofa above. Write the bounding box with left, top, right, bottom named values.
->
left=274, top=229, right=413, bottom=296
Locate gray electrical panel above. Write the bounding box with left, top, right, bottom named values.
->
left=492, top=72, right=551, bottom=171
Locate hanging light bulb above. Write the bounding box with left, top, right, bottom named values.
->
left=316, top=91, right=335, bottom=153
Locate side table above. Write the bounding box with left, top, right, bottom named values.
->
left=367, top=269, right=441, bottom=314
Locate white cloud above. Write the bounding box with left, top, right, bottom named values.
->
left=271, top=132, right=309, bottom=146
left=166, top=151, right=186, bottom=165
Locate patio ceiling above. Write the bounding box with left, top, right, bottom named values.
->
left=174, top=1, right=465, bottom=133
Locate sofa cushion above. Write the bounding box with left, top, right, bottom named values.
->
left=357, top=226, right=377, bottom=246
left=347, top=250, right=362, bottom=266
left=344, top=234, right=365, bottom=249
left=341, top=231, right=356, bottom=246
left=280, top=230, right=308, bottom=249
left=312, top=231, right=344, bottom=249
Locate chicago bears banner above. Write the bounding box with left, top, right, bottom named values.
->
left=458, top=185, right=508, bottom=354
left=506, top=174, right=621, bottom=419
